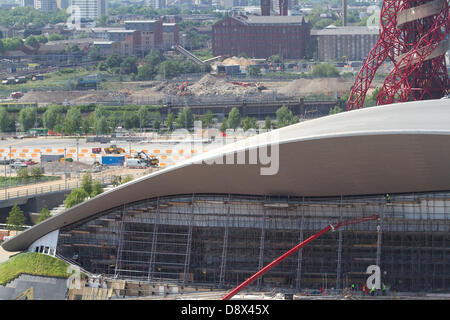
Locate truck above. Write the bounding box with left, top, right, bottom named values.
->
left=92, top=147, right=102, bottom=154
left=11, top=92, right=23, bottom=99
left=125, top=158, right=148, bottom=169
left=104, top=145, right=125, bottom=154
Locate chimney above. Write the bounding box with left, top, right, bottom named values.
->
left=261, top=0, right=271, bottom=16
left=342, top=0, right=347, bottom=26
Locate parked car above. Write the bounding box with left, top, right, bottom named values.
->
left=10, top=161, right=27, bottom=169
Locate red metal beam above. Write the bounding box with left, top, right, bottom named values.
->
left=222, top=214, right=380, bottom=300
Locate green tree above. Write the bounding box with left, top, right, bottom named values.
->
left=30, top=166, right=43, bottom=179
left=227, top=107, right=241, bottom=129
left=242, top=117, right=258, bottom=131
left=37, top=206, right=51, bottom=223
left=65, top=188, right=89, bottom=208
left=153, top=119, right=161, bottom=131
left=0, top=108, right=11, bottom=132
left=137, top=106, right=148, bottom=130
left=263, top=116, right=272, bottom=130
left=123, top=111, right=139, bottom=130
left=91, top=180, right=103, bottom=197
left=137, top=64, right=156, bottom=80
left=329, top=106, right=343, bottom=115
left=120, top=56, right=138, bottom=74
left=6, top=205, right=26, bottom=231
left=106, top=53, right=123, bottom=69
left=276, top=106, right=297, bottom=128
left=42, top=105, right=61, bottom=131
left=247, top=65, right=261, bottom=77
left=166, top=111, right=175, bottom=131
left=24, top=35, right=38, bottom=47
left=200, top=110, right=215, bottom=128
left=311, top=63, right=340, bottom=78
left=17, top=168, right=29, bottom=181
left=18, top=107, right=37, bottom=132
left=94, top=115, right=108, bottom=135
left=62, top=106, right=81, bottom=135
left=81, top=172, right=93, bottom=195
left=176, top=107, right=194, bottom=129
left=220, top=117, right=228, bottom=132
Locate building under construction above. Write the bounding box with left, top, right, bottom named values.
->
left=3, top=99, right=450, bottom=293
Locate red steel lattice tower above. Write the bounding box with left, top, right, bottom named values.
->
left=347, top=0, right=449, bottom=110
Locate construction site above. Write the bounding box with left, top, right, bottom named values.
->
left=1, top=0, right=449, bottom=302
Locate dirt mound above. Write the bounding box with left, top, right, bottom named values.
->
left=185, top=74, right=259, bottom=96
left=277, top=78, right=353, bottom=97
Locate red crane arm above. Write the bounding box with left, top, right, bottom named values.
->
left=222, top=214, right=380, bottom=300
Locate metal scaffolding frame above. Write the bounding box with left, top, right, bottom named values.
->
left=56, top=192, right=450, bottom=293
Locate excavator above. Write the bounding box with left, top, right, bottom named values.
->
left=104, top=145, right=125, bottom=154
left=178, top=81, right=189, bottom=96
left=135, top=151, right=159, bottom=167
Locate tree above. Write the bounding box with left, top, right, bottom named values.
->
left=269, top=54, right=282, bottom=63
left=30, top=166, right=43, bottom=179
left=94, top=115, right=108, bottom=135
left=106, top=53, right=123, bottom=69
left=166, top=111, right=175, bottom=131
left=200, top=110, right=215, bottom=128
left=176, top=107, right=194, bottom=129
left=42, top=105, right=61, bottom=131
left=65, top=188, right=89, bottom=208
left=247, top=65, right=261, bottom=77
left=38, top=206, right=51, bottom=223
left=329, top=106, right=343, bottom=115
left=137, top=64, right=156, bottom=80
left=227, top=107, right=241, bottom=129
left=220, top=117, right=228, bottom=132
left=120, top=56, right=138, bottom=74
left=153, top=119, right=161, bottom=131
left=242, top=117, right=258, bottom=131
left=91, top=180, right=103, bottom=197
left=311, top=63, right=340, bottom=78
left=263, top=116, right=272, bottom=130
left=6, top=205, right=26, bottom=231
left=18, top=107, right=36, bottom=132
left=17, top=168, right=29, bottom=181
left=81, top=172, right=93, bottom=195
left=24, top=35, right=38, bottom=47
left=276, top=106, right=297, bottom=128
left=62, top=106, right=81, bottom=135
left=0, top=108, right=11, bottom=132
left=123, top=111, right=139, bottom=130
left=138, top=106, right=148, bottom=130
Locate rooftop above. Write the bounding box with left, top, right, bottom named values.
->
left=312, top=25, right=380, bottom=36
left=234, top=15, right=307, bottom=25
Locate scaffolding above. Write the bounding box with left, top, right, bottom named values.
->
left=56, top=192, right=450, bottom=293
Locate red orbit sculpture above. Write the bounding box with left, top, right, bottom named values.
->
left=347, top=0, right=449, bottom=110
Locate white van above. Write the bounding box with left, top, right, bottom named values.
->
left=126, top=158, right=147, bottom=169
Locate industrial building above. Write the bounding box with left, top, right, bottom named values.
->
left=212, top=15, right=310, bottom=59
left=3, top=99, right=450, bottom=293
left=312, top=25, right=380, bottom=61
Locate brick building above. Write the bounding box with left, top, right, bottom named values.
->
left=212, top=15, right=310, bottom=59
left=312, top=25, right=379, bottom=61
left=125, top=20, right=163, bottom=53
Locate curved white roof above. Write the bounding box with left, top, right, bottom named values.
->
left=3, top=99, right=450, bottom=252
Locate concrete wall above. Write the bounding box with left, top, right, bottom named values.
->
left=0, top=191, right=68, bottom=224
left=0, top=274, right=67, bottom=300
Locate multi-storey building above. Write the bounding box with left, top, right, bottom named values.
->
left=162, top=23, right=179, bottom=49
left=312, top=25, right=379, bottom=61
left=212, top=15, right=310, bottom=59
left=71, top=0, right=108, bottom=20
left=124, top=20, right=164, bottom=53
left=34, top=0, right=58, bottom=12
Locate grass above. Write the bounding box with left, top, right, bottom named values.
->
left=0, top=175, right=61, bottom=189
left=0, top=252, right=72, bottom=285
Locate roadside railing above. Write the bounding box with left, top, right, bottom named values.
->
left=0, top=170, right=152, bottom=201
